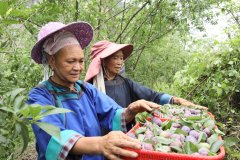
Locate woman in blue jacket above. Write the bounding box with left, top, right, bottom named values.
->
left=28, top=21, right=161, bottom=160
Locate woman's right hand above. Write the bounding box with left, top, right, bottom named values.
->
left=99, top=131, right=141, bottom=160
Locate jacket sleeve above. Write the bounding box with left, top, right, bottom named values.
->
left=126, top=78, right=173, bottom=105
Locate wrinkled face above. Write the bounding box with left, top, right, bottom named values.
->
left=104, top=50, right=124, bottom=76
left=49, top=44, right=85, bottom=88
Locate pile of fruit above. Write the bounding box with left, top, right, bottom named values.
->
left=131, top=105, right=225, bottom=156
left=136, top=104, right=211, bottom=124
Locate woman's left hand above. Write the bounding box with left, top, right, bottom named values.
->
left=173, top=97, right=208, bottom=110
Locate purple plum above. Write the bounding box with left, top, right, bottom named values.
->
left=189, top=130, right=200, bottom=139
left=170, top=134, right=185, bottom=142
left=172, top=123, right=181, bottom=128
left=192, top=152, right=201, bottom=156
left=190, top=109, right=201, bottom=115
left=198, top=147, right=209, bottom=156
left=185, top=135, right=197, bottom=143
left=203, top=127, right=211, bottom=137
left=152, top=117, right=162, bottom=126
left=181, top=126, right=190, bottom=133
left=144, top=121, right=153, bottom=129
left=142, top=142, right=154, bottom=151
left=145, top=129, right=154, bottom=139
left=179, top=134, right=186, bottom=142
left=170, top=139, right=182, bottom=147
left=160, top=131, right=172, bottom=138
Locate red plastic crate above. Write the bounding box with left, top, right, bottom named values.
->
left=124, top=117, right=225, bottom=160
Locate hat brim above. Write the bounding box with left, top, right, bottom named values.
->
left=100, top=43, right=133, bottom=60
left=31, top=22, right=93, bottom=64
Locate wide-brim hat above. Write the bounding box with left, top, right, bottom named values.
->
left=84, top=40, right=133, bottom=82
left=31, top=21, right=93, bottom=64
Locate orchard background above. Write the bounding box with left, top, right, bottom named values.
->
left=0, top=0, right=239, bottom=159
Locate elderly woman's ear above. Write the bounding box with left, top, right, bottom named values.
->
left=44, top=53, right=55, bottom=71
left=48, top=56, right=55, bottom=71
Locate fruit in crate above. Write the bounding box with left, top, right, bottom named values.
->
left=152, top=104, right=210, bottom=119
left=129, top=115, right=224, bottom=156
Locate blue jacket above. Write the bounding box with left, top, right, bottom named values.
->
left=27, top=79, right=126, bottom=160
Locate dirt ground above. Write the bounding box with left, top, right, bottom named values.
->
left=19, top=142, right=37, bottom=160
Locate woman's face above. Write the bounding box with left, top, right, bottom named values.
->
left=104, top=50, right=124, bottom=77
left=49, top=44, right=85, bottom=88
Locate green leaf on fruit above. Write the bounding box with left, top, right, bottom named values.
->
left=210, top=140, right=224, bottom=153
left=174, top=128, right=188, bottom=136
left=183, top=141, right=198, bottom=154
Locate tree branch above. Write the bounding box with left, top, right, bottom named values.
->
left=75, top=0, right=79, bottom=21
left=94, top=2, right=132, bottom=31
left=115, top=1, right=150, bottom=42
left=119, top=0, right=126, bottom=43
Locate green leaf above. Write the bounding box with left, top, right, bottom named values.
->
left=0, top=2, right=8, bottom=16
left=18, top=122, right=29, bottom=154
left=210, top=140, right=224, bottom=153
left=0, top=135, right=8, bottom=143
left=13, top=122, right=22, bottom=139
left=174, top=128, right=188, bottom=136
left=203, top=119, right=215, bottom=130
left=155, top=136, right=173, bottom=145
left=192, top=123, right=201, bottom=131
left=155, top=145, right=171, bottom=152
left=162, top=120, right=173, bottom=130
left=28, top=105, right=43, bottom=118
left=5, top=8, right=13, bottom=17
left=20, top=107, right=30, bottom=117
left=214, top=128, right=225, bottom=135
left=135, top=127, right=147, bottom=135
left=224, top=137, right=239, bottom=147
left=137, top=134, right=144, bottom=142
left=9, top=88, right=25, bottom=103
left=170, top=146, right=183, bottom=153
left=36, top=107, right=73, bottom=120
left=197, top=132, right=207, bottom=143
left=1, top=19, right=20, bottom=25
left=152, top=123, right=161, bottom=136
left=186, top=115, right=202, bottom=121
left=179, top=118, right=193, bottom=127
left=183, top=141, right=198, bottom=154
left=35, top=122, right=60, bottom=140
left=0, top=107, right=14, bottom=113
left=135, top=112, right=150, bottom=124
left=207, top=134, right=219, bottom=146
left=208, top=151, right=217, bottom=156
left=13, top=95, right=25, bottom=110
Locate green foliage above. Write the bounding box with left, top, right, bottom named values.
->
left=0, top=0, right=239, bottom=159
left=172, top=33, right=240, bottom=159
left=126, top=33, right=189, bottom=89
left=0, top=88, right=73, bottom=159
left=0, top=51, right=42, bottom=94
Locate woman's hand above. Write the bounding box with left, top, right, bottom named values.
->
left=99, top=131, right=141, bottom=160
left=125, top=99, right=161, bottom=123
left=173, top=97, right=208, bottom=110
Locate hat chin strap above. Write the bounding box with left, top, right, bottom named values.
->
left=93, top=67, right=106, bottom=93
